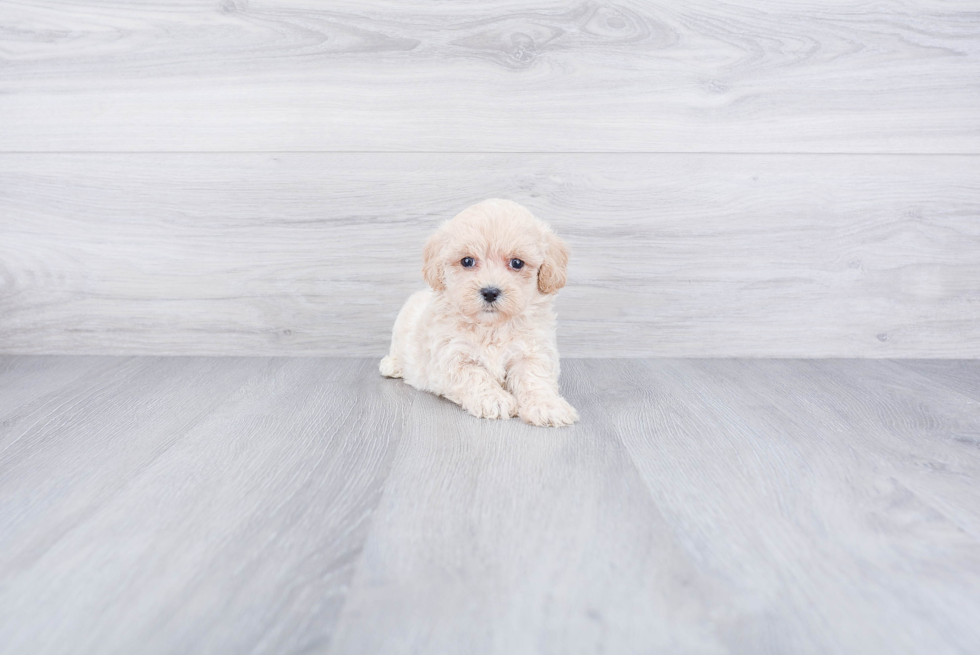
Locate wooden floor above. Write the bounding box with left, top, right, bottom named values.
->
left=1, top=357, right=978, bottom=654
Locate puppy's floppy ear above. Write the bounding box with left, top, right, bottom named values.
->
left=422, top=228, right=448, bottom=291
left=538, top=229, right=570, bottom=295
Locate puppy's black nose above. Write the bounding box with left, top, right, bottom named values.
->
left=480, top=287, right=501, bottom=303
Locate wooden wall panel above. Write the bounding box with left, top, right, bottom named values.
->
left=2, top=153, right=977, bottom=357
left=1, top=1, right=978, bottom=152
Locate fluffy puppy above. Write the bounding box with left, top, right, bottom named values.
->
left=380, top=199, right=578, bottom=427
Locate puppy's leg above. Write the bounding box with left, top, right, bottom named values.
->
left=379, top=355, right=402, bottom=378
left=506, top=356, right=579, bottom=427
left=381, top=289, right=432, bottom=379
left=441, top=360, right=518, bottom=420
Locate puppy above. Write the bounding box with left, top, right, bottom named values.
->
left=380, top=199, right=579, bottom=427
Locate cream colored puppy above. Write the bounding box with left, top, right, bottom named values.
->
left=380, top=199, right=578, bottom=427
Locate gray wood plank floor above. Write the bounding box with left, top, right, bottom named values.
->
left=1, top=357, right=978, bottom=654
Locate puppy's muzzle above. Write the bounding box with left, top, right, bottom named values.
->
left=480, top=287, right=501, bottom=304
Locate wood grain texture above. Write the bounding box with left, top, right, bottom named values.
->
left=2, top=153, right=978, bottom=357
left=330, top=358, right=980, bottom=654
left=0, top=355, right=119, bottom=417
left=1, top=356, right=979, bottom=653
left=1, top=1, right=978, bottom=152
left=0, top=356, right=411, bottom=655
left=893, top=359, right=980, bottom=401
left=602, top=359, right=980, bottom=653
left=328, top=377, right=726, bottom=654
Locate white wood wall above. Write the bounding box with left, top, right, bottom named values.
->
left=1, top=1, right=978, bottom=357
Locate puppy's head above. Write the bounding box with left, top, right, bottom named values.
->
left=422, top=199, right=570, bottom=323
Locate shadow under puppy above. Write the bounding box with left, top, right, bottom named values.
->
left=381, top=199, right=579, bottom=427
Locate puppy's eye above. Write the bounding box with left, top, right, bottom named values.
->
left=461, top=257, right=475, bottom=268
left=510, top=258, right=524, bottom=270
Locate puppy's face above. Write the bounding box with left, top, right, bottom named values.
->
left=423, top=200, right=569, bottom=324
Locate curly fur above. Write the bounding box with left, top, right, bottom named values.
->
left=380, top=199, right=578, bottom=427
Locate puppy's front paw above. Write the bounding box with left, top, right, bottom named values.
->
left=462, top=388, right=518, bottom=421
left=519, top=395, right=579, bottom=427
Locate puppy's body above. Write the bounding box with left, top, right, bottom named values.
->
left=381, top=199, right=578, bottom=427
